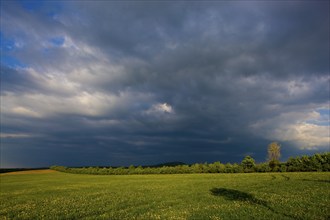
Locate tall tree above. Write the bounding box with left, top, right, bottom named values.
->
left=268, top=142, right=281, bottom=162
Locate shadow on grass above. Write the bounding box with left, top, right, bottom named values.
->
left=281, top=175, right=290, bottom=181
left=210, top=188, right=296, bottom=219
left=210, top=188, right=268, bottom=206
left=301, top=179, right=330, bottom=184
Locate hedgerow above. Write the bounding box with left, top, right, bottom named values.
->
left=50, top=152, right=330, bottom=175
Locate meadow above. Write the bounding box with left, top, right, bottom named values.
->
left=0, top=171, right=329, bottom=220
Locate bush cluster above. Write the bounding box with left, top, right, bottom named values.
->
left=50, top=152, right=330, bottom=175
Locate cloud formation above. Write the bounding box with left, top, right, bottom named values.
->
left=1, top=1, right=329, bottom=167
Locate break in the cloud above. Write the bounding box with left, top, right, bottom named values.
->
left=0, top=1, right=329, bottom=168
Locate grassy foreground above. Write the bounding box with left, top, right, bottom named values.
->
left=0, top=171, right=329, bottom=220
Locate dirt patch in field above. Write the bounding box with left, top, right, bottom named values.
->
left=0, top=169, right=57, bottom=176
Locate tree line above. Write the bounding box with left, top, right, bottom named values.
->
left=50, top=151, right=330, bottom=175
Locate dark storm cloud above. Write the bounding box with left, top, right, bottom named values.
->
left=69, top=1, right=328, bottom=75
left=1, top=65, right=37, bottom=93
left=1, top=1, right=329, bottom=167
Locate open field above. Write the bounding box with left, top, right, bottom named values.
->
left=0, top=171, right=329, bottom=219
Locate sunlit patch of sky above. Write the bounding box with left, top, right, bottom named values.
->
left=0, top=32, right=26, bottom=68
left=0, top=32, right=16, bottom=52
left=49, top=36, right=65, bottom=47
left=305, top=108, right=330, bottom=127
left=317, top=108, right=330, bottom=116
left=17, top=0, right=62, bottom=22
left=0, top=55, right=27, bottom=68
left=18, top=0, right=43, bottom=12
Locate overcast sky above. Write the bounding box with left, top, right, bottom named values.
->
left=1, top=1, right=329, bottom=168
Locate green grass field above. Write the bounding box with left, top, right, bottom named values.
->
left=0, top=171, right=329, bottom=220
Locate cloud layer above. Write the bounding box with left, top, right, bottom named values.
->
left=1, top=1, right=329, bottom=167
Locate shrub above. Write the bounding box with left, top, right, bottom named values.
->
left=50, top=152, right=330, bottom=175
left=241, top=156, right=256, bottom=172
